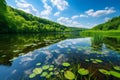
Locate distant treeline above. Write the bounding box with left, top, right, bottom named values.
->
left=92, top=16, right=120, bottom=30
left=0, top=0, right=86, bottom=33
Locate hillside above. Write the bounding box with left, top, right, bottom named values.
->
left=0, top=0, right=78, bottom=33
left=92, top=16, right=120, bottom=30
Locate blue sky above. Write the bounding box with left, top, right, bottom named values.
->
left=6, top=0, right=120, bottom=28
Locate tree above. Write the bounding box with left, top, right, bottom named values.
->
left=0, top=0, right=9, bottom=33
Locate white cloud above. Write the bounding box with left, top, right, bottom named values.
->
left=71, top=15, right=79, bottom=20
left=57, top=17, right=82, bottom=27
left=54, top=12, right=60, bottom=16
left=40, top=0, right=52, bottom=19
left=104, top=17, right=111, bottom=22
left=57, top=17, right=72, bottom=25
left=51, top=0, right=69, bottom=11
left=85, top=7, right=116, bottom=17
left=15, top=0, right=38, bottom=16
left=80, top=14, right=88, bottom=17
left=71, top=14, right=88, bottom=20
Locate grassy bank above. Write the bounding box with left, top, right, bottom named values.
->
left=81, top=30, right=120, bottom=37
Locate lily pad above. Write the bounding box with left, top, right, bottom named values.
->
left=49, top=72, right=54, bottom=75
left=29, top=73, right=36, bottom=78
left=95, top=59, right=103, bottom=63
left=64, top=71, right=75, bottom=80
left=85, top=59, right=89, bottom=62
left=54, top=71, right=59, bottom=75
left=110, top=71, right=120, bottom=78
left=41, top=72, right=48, bottom=77
left=50, top=65, right=54, bottom=68
left=42, top=65, right=49, bottom=70
left=90, top=58, right=94, bottom=61
left=48, top=67, right=54, bottom=71
left=113, top=66, right=120, bottom=71
left=62, top=62, right=70, bottom=67
left=92, top=61, right=97, bottom=64
left=13, top=50, right=21, bottom=53
left=61, top=70, right=64, bottom=73
left=78, top=68, right=89, bottom=75
left=33, top=68, right=42, bottom=74
left=36, top=63, right=41, bottom=66
left=46, top=74, right=51, bottom=78
left=99, top=69, right=110, bottom=75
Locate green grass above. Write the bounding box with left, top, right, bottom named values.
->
left=81, top=30, right=120, bottom=37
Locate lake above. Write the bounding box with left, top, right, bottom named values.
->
left=0, top=33, right=120, bottom=80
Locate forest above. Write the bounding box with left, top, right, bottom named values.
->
left=0, top=0, right=84, bottom=33
left=92, top=16, right=120, bottom=30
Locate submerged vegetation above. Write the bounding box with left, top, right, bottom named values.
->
left=28, top=60, right=120, bottom=80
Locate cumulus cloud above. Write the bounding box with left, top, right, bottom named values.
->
left=40, top=0, right=52, bottom=19
left=57, top=17, right=82, bottom=27
left=80, top=14, right=88, bottom=18
left=51, top=0, right=69, bottom=11
left=71, top=15, right=79, bottom=20
left=71, top=14, right=88, bottom=20
left=15, top=0, right=38, bottom=16
left=85, top=7, right=116, bottom=17
left=54, top=12, right=60, bottom=16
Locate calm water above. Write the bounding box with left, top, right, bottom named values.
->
left=0, top=33, right=120, bottom=80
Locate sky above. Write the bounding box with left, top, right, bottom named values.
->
left=6, top=0, right=120, bottom=28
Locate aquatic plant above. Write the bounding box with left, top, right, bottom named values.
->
left=42, top=65, right=49, bottom=70
left=110, top=71, right=120, bottom=78
left=78, top=68, right=89, bottom=75
left=41, top=72, right=48, bottom=77
left=64, top=71, right=75, bottom=79
left=62, top=62, right=70, bottom=67
left=33, top=68, right=43, bottom=74
left=85, top=58, right=103, bottom=64
left=36, top=63, right=41, bottom=66
left=48, top=67, right=54, bottom=71
left=113, top=66, right=120, bottom=71
left=29, top=73, right=36, bottom=78
left=99, top=69, right=110, bottom=75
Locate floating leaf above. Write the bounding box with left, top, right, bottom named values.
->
left=54, top=71, right=59, bottom=75
left=29, top=73, right=36, bottom=78
left=95, top=59, right=103, bottom=63
left=99, top=69, right=110, bottom=75
left=49, top=72, right=54, bottom=75
left=64, top=71, right=75, bottom=80
left=33, top=68, right=42, bottom=74
left=61, top=70, right=64, bottom=73
left=42, top=65, right=49, bottom=70
left=110, top=71, right=120, bottom=78
left=46, top=74, right=51, bottom=78
left=85, top=59, right=89, bottom=62
left=36, top=63, right=41, bottom=66
left=113, top=66, right=120, bottom=71
left=90, top=58, right=94, bottom=61
left=41, top=72, right=48, bottom=77
left=50, top=65, right=54, bottom=68
left=48, top=67, right=54, bottom=71
left=92, top=61, right=97, bottom=64
left=13, top=50, right=21, bottom=53
left=62, top=62, right=70, bottom=67
left=78, top=68, right=89, bottom=75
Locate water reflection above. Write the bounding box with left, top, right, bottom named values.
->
left=0, top=33, right=81, bottom=66
left=91, top=35, right=120, bottom=53
left=0, top=33, right=120, bottom=80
